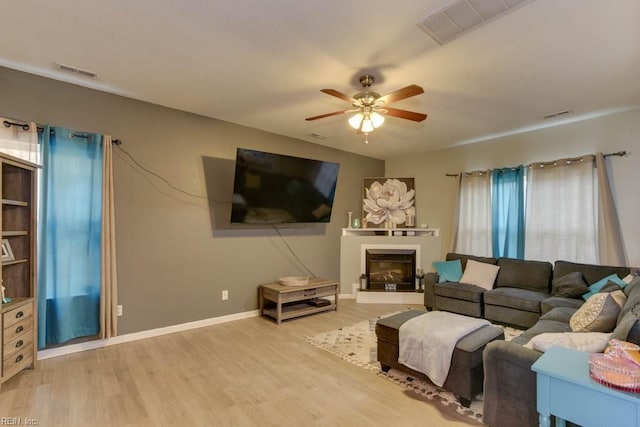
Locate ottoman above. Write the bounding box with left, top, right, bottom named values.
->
left=375, top=309, right=504, bottom=407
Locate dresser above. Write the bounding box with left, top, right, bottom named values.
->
left=1, top=299, right=35, bottom=384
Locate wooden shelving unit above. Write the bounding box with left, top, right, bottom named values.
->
left=258, top=278, right=339, bottom=324
left=0, top=153, right=38, bottom=390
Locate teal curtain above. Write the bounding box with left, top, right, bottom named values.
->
left=38, top=126, right=103, bottom=349
left=491, top=166, right=525, bottom=259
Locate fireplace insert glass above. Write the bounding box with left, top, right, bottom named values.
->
left=365, top=249, right=416, bottom=291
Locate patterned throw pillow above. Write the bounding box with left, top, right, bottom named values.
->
left=570, top=290, right=627, bottom=332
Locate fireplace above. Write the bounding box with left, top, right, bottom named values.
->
left=365, top=249, right=416, bottom=291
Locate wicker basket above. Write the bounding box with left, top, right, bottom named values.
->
left=278, top=276, right=310, bottom=287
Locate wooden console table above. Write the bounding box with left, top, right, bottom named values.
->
left=259, top=278, right=338, bottom=324
left=532, top=346, right=640, bottom=427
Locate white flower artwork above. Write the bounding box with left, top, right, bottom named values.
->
left=363, top=177, right=415, bottom=227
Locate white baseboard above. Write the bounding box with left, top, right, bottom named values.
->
left=37, top=309, right=260, bottom=360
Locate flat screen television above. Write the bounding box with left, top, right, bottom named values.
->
left=230, top=148, right=340, bottom=224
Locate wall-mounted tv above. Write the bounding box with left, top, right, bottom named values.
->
left=230, top=148, right=340, bottom=224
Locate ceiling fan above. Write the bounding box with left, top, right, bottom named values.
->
left=305, top=74, right=427, bottom=143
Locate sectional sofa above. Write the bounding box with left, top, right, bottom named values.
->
left=423, top=253, right=640, bottom=427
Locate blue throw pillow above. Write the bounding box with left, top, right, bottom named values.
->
left=433, top=259, right=463, bottom=283
left=582, top=273, right=627, bottom=300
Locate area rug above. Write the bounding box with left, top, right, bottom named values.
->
left=304, top=311, right=523, bottom=425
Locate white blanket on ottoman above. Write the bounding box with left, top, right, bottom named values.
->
left=398, top=311, right=490, bottom=387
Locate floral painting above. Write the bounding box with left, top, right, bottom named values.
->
left=363, top=177, right=415, bottom=228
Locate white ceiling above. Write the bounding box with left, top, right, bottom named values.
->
left=1, top=0, right=639, bottom=160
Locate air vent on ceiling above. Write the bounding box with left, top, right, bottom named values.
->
left=56, top=63, right=98, bottom=79
left=542, top=109, right=573, bottom=120
left=307, top=133, right=328, bottom=140
left=416, top=0, right=536, bottom=45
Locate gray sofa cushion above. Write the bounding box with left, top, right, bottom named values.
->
left=619, top=278, right=640, bottom=321
left=435, top=295, right=483, bottom=318
left=553, top=260, right=630, bottom=285
left=540, top=306, right=578, bottom=323
left=485, top=305, right=540, bottom=329
left=600, top=281, right=624, bottom=293
left=484, top=287, right=548, bottom=313
left=612, top=307, right=640, bottom=345
left=435, top=282, right=484, bottom=302
left=551, top=271, right=588, bottom=297
left=496, top=257, right=552, bottom=292
left=541, top=296, right=584, bottom=314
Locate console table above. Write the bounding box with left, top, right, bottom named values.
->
left=259, top=278, right=338, bottom=324
left=532, top=346, right=640, bottom=427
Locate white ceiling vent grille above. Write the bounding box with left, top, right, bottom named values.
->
left=56, top=63, right=98, bottom=79
left=416, top=0, right=536, bottom=45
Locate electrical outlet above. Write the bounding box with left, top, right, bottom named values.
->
left=117, top=305, right=123, bottom=316
left=222, top=290, right=229, bottom=301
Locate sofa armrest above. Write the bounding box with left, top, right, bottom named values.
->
left=424, top=272, right=438, bottom=310
left=483, top=340, right=542, bottom=427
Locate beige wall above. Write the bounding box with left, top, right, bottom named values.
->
left=0, top=67, right=384, bottom=334
left=386, top=108, right=640, bottom=267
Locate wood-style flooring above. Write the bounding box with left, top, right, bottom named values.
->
left=0, top=300, right=477, bottom=426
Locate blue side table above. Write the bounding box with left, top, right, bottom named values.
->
left=532, top=346, right=640, bottom=427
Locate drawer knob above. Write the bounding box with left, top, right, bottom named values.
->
left=15, top=354, right=23, bottom=363
left=15, top=311, right=24, bottom=319
left=15, top=325, right=23, bottom=333
left=15, top=340, right=24, bottom=348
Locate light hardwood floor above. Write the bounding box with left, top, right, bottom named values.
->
left=0, top=300, right=478, bottom=426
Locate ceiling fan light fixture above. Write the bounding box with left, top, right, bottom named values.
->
left=370, top=112, right=385, bottom=128
left=306, top=74, right=426, bottom=141
left=361, top=117, right=375, bottom=133
left=348, top=112, right=364, bottom=129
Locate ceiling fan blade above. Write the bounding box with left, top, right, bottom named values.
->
left=320, top=89, right=357, bottom=105
left=305, top=110, right=349, bottom=121
left=381, top=106, right=428, bottom=122
left=376, top=85, right=424, bottom=105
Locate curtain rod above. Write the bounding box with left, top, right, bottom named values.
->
left=2, top=120, right=122, bottom=145
left=445, top=150, right=628, bottom=177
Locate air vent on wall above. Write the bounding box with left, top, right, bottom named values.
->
left=56, top=63, right=98, bottom=79
left=416, top=0, right=536, bottom=45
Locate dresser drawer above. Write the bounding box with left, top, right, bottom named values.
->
left=2, top=315, right=33, bottom=342
left=2, top=344, right=33, bottom=380
left=4, top=329, right=33, bottom=358
left=2, top=302, right=34, bottom=329
left=280, top=285, right=337, bottom=303
left=281, top=288, right=318, bottom=302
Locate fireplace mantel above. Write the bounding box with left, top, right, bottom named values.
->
left=342, top=227, right=439, bottom=237
left=339, top=230, right=442, bottom=304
